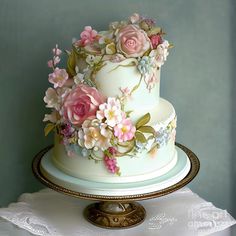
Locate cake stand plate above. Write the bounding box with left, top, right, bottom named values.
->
left=32, top=143, right=200, bottom=229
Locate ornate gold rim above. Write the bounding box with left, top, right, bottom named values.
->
left=32, top=143, right=200, bottom=201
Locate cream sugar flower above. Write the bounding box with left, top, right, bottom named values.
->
left=149, top=40, right=169, bottom=68
left=43, top=110, right=59, bottom=123
left=44, top=88, right=60, bottom=110
left=78, top=119, right=112, bottom=151
left=44, top=87, right=71, bottom=111
left=96, top=97, right=123, bottom=127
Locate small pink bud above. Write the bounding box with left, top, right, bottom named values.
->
left=53, top=56, right=60, bottom=65
left=108, top=147, right=117, bottom=155
left=52, top=44, right=62, bottom=56
left=47, top=60, right=53, bottom=68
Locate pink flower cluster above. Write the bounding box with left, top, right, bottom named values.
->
left=62, top=84, right=136, bottom=143
left=97, top=98, right=136, bottom=142
left=47, top=44, right=62, bottom=68
left=47, top=44, right=69, bottom=88
left=104, top=147, right=119, bottom=174
left=78, top=26, right=98, bottom=46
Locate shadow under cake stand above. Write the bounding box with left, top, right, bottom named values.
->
left=32, top=143, right=200, bottom=229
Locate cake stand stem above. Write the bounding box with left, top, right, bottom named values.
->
left=84, top=201, right=146, bottom=229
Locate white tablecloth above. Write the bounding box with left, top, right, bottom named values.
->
left=0, top=187, right=235, bottom=236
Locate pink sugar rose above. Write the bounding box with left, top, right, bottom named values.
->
left=63, top=84, right=106, bottom=126
left=78, top=26, right=97, bottom=47
left=149, top=34, right=163, bottom=49
left=116, top=25, right=151, bottom=57
left=48, top=68, right=68, bottom=88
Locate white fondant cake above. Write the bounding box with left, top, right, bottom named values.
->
left=95, top=58, right=160, bottom=122
left=43, top=13, right=183, bottom=185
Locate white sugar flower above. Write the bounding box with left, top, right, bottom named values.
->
left=86, top=55, right=102, bottom=66
left=98, top=30, right=114, bottom=44
left=96, top=97, right=123, bottom=127
left=129, top=13, right=140, bottom=24
left=43, top=110, right=59, bottom=123
left=73, top=66, right=85, bottom=85
left=56, top=87, right=71, bottom=100
left=155, top=40, right=169, bottom=67
left=43, top=88, right=60, bottom=110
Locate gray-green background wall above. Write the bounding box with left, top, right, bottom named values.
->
left=0, top=0, right=235, bottom=220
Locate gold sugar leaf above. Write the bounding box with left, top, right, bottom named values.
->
left=44, top=123, right=55, bottom=136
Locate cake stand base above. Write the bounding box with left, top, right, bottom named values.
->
left=32, top=143, right=200, bottom=229
left=84, top=201, right=146, bottom=229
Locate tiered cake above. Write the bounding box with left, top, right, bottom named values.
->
left=43, top=13, right=178, bottom=184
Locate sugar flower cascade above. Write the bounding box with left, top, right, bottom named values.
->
left=43, top=13, right=176, bottom=175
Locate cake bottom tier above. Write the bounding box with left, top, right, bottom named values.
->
left=40, top=145, right=190, bottom=196
left=52, top=139, right=177, bottom=183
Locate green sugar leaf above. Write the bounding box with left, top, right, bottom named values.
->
left=66, top=49, right=77, bottom=77
left=135, top=113, right=151, bottom=129
left=138, top=125, right=156, bottom=135
left=135, top=131, right=147, bottom=143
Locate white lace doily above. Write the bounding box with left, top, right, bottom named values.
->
left=0, top=187, right=235, bottom=236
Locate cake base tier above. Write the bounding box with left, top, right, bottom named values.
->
left=32, top=143, right=199, bottom=200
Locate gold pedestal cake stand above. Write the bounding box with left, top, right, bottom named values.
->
left=32, top=143, right=200, bottom=229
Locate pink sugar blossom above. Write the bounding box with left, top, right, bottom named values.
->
left=120, top=87, right=131, bottom=99
left=114, top=117, right=136, bottom=142
left=149, top=34, right=163, bottom=49
left=53, top=56, right=60, bottom=65
left=144, top=71, right=159, bottom=92
left=52, top=44, right=62, bottom=56
left=48, top=68, right=68, bottom=88
left=47, top=60, right=54, bottom=68
left=47, top=57, right=61, bottom=68
left=78, top=26, right=98, bottom=47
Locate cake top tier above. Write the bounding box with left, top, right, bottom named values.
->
left=43, top=13, right=173, bottom=175
left=69, top=13, right=171, bottom=80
